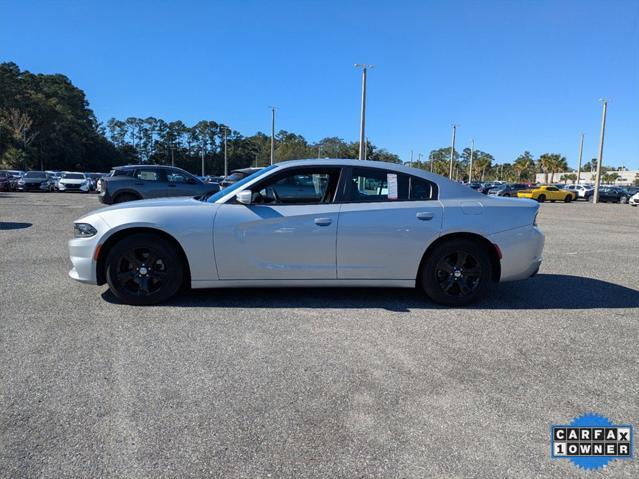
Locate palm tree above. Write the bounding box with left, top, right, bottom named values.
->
left=513, top=151, right=534, bottom=181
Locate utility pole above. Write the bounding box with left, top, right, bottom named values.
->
left=593, top=99, right=608, bottom=204
left=223, top=127, right=228, bottom=178
left=365, top=136, right=368, bottom=160
left=355, top=64, right=373, bottom=160
left=201, top=149, right=205, bottom=176
left=469, top=139, right=475, bottom=183
left=576, top=133, right=584, bottom=185
left=269, top=107, right=276, bottom=165
left=449, top=124, right=458, bottom=178
left=171, top=147, right=175, bottom=167
left=409, top=150, right=413, bottom=168
left=318, top=145, right=322, bottom=159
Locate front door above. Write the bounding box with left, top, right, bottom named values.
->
left=214, top=167, right=343, bottom=280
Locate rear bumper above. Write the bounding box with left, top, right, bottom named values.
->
left=489, top=225, right=545, bottom=282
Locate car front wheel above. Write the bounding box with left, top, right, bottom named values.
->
left=420, top=239, right=493, bottom=306
left=537, top=194, right=546, bottom=202
left=105, top=233, right=184, bottom=305
left=564, top=195, right=572, bottom=202
left=620, top=196, right=628, bottom=204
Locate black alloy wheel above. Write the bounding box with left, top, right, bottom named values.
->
left=420, top=239, right=492, bottom=306
left=564, top=195, right=572, bottom=202
left=537, top=194, right=546, bottom=203
left=105, top=234, right=183, bottom=305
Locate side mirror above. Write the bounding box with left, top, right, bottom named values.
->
left=236, top=190, right=252, bottom=205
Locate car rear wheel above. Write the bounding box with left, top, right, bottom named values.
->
left=114, top=193, right=140, bottom=204
left=537, top=194, right=546, bottom=202
left=105, top=234, right=184, bottom=305
left=420, top=239, right=493, bottom=306
left=564, top=195, right=572, bottom=202
left=620, top=196, right=628, bottom=204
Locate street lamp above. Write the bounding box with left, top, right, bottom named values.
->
left=355, top=64, right=374, bottom=160
left=592, top=99, right=608, bottom=204
left=449, top=124, right=458, bottom=178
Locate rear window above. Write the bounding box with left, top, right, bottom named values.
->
left=111, top=168, right=135, bottom=177
left=135, top=169, right=161, bottom=181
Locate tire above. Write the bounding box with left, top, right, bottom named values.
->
left=620, top=196, right=628, bottom=204
left=537, top=194, right=546, bottom=203
left=420, top=239, right=493, bottom=306
left=114, top=192, right=140, bottom=204
left=105, top=233, right=184, bottom=305
left=564, top=195, right=572, bottom=203
left=503, top=193, right=510, bottom=197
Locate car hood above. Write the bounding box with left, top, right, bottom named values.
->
left=93, top=196, right=206, bottom=214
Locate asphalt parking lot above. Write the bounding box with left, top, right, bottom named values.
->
left=1, top=192, right=638, bottom=478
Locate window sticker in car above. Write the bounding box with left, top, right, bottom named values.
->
left=387, top=174, right=398, bottom=200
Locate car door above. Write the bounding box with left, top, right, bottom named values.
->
left=214, top=166, right=343, bottom=280
left=337, top=167, right=443, bottom=280
left=132, top=168, right=168, bottom=198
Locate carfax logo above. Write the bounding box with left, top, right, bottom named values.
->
left=551, top=413, right=634, bottom=470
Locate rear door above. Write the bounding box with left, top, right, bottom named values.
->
left=132, top=168, right=168, bottom=198
left=337, top=167, right=443, bottom=280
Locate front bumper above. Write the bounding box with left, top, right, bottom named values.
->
left=59, top=183, right=90, bottom=192
left=489, top=225, right=545, bottom=282
left=68, top=216, right=110, bottom=284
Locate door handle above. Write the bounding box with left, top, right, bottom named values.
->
left=314, top=217, right=332, bottom=226
left=416, top=212, right=434, bottom=221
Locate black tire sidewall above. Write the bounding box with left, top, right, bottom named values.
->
left=538, top=195, right=545, bottom=202
left=105, top=233, right=183, bottom=305
left=420, top=239, right=493, bottom=306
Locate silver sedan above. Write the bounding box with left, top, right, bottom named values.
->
left=68, top=159, right=544, bottom=306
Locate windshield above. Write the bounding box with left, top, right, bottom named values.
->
left=25, top=171, right=46, bottom=178
left=205, top=165, right=277, bottom=203
left=63, top=173, right=85, bottom=179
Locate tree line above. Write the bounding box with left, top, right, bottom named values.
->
left=0, top=62, right=399, bottom=174
left=1, top=62, right=631, bottom=184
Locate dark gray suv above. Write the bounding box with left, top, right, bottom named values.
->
left=99, top=165, right=220, bottom=204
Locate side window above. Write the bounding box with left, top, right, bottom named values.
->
left=409, top=176, right=436, bottom=200
left=252, top=168, right=340, bottom=204
left=135, top=169, right=161, bottom=181
left=167, top=169, right=189, bottom=183
left=349, top=168, right=408, bottom=202
left=546, top=186, right=558, bottom=191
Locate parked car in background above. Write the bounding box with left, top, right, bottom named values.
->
left=85, top=173, right=104, bottom=192
left=517, top=185, right=576, bottom=202
left=477, top=182, right=500, bottom=194
left=220, top=168, right=263, bottom=188
left=563, top=184, right=594, bottom=200
left=99, top=165, right=220, bottom=204
left=17, top=171, right=55, bottom=192
left=58, top=172, right=92, bottom=193
left=594, top=187, right=631, bottom=204
left=629, top=191, right=639, bottom=207
left=69, top=159, right=544, bottom=306
left=466, top=182, right=482, bottom=190
left=487, top=183, right=530, bottom=197
left=0, top=171, right=16, bottom=191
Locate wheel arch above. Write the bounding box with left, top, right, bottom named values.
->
left=417, top=232, right=501, bottom=284
left=112, top=189, right=143, bottom=203
left=96, top=227, right=191, bottom=287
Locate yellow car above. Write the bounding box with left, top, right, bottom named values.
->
left=517, top=185, right=577, bottom=203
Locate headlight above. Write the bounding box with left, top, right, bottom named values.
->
left=74, top=223, right=97, bottom=238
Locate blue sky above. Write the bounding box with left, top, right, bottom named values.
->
left=2, top=0, right=638, bottom=168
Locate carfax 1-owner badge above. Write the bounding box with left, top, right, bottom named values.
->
left=551, top=413, right=634, bottom=470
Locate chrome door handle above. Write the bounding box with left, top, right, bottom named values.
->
left=416, top=212, right=434, bottom=221
left=314, top=217, right=332, bottom=226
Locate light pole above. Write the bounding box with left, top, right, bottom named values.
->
left=201, top=148, right=205, bottom=176
left=449, top=124, right=458, bottom=178
left=409, top=150, right=413, bottom=168
left=223, top=127, right=228, bottom=178
left=269, top=106, right=277, bottom=165
left=576, top=133, right=584, bottom=185
left=468, top=139, right=474, bottom=183
left=171, top=146, right=175, bottom=167
left=318, top=145, right=322, bottom=159
left=355, top=64, right=373, bottom=160
left=593, top=99, right=608, bottom=204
